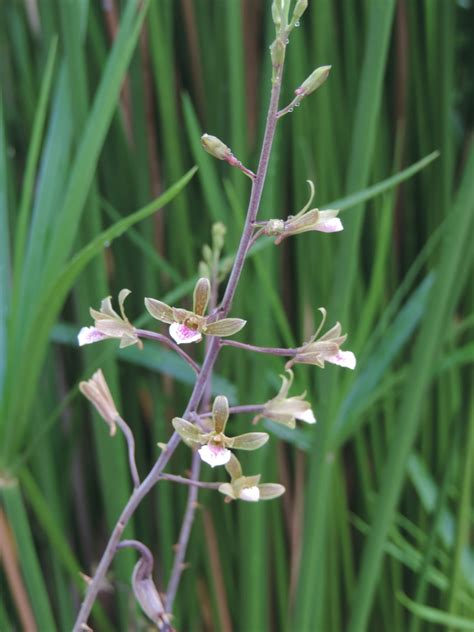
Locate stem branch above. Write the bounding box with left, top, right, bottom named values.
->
left=165, top=453, right=201, bottom=612
left=135, top=328, right=200, bottom=374
left=159, top=472, right=221, bottom=489
left=220, top=339, right=299, bottom=356
left=114, top=415, right=140, bottom=488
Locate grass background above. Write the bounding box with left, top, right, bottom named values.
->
left=0, top=0, right=473, bottom=630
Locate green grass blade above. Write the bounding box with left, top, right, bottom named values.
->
left=41, top=0, right=150, bottom=286
left=346, top=146, right=474, bottom=632
left=398, top=592, right=474, bottom=630
left=294, top=3, right=397, bottom=628
left=2, top=483, right=57, bottom=630
left=11, top=38, right=57, bottom=296
left=0, top=94, right=10, bottom=400
left=3, top=166, right=196, bottom=461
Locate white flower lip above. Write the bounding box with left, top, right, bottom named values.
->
left=239, top=486, right=260, bottom=502
left=327, top=350, right=356, bottom=370
left=78, top=326, right=107, bottom=346
left=296, top=408, right=316, bottom=424
left=316, top=218, right=343, bottom=233
left=198, top=444, right=231, bottom=468
left=169, top=323, right=203, bottom=345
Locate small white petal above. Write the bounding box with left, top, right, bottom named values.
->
left=296, top=408, right=317, bottom=424
left=316, top=218, right=343, bottom=233
left=169, top=323, right=202, bottom=345
left=327, top=350, right=356, bottom=369
left=198, top=444, right=231, bottom=468
left=239, top=486, right=260, bottom=502
left=78, top=327, right=107, bottom=346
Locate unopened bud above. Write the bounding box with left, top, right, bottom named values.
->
left=292, top=0, right=308, bottom=21
left=212, top=395, right=229, bottom=434
left=79, top=370, right=119, bottom=435
left=270, top=38, right=285, bottom=67
left=198, top=261, right=210, bottom=279
left=296, top=65, right=331, bottom=96
left=202, top=244, right=213, bottom=263
left=212, top=222, right=226, bottom=252
left=192, top=277, right=211, bottom=317
left=271, top=1, right=281, bottom=28
left=201, top=134, right=232, bottom=161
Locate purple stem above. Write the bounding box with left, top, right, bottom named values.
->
left=276, top=93, right=304, bottom=119
left=135, top=328, right=201, bottom=374
left=219, top=63, right=284, bottom=316
left=117, top=539, right=154, bottom=574
left=165, top=453, right=201, bottom=612
left=159, top=472, right=221, bottom=490
left=114, top=415, right=140, bottom=488
left=73, top=338, right=220, bottom=631
left=220, top=339, right=300, bottom=356
left=73, top=55, right=286, bottom=631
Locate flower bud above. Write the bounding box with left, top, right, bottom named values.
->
left=201, top=134, right=232, bottom=161
left=212, top=222, right=226, bottom=253
left=296, top=65, right=331, bottom=96
left=202, top=244, right=213, bottom=263
left=271, top=1, right=282, bottom=27
left=292, top=0, right=308, bottom=21
left=79, top=370, right=119, bottom=435
left=270, top=38, right=285, bottom=66
left=198, top=261, right=210, bottom=279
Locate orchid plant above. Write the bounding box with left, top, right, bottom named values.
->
left=73, top=2, right=356, bottom=630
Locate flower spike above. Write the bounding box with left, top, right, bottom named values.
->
left=145, top=277, right=246, bottom=345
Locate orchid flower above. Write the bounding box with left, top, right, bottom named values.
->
left=172, top=396, right=269, bottom=468
left=145, top=277, right=246, bottom=345
left=78, top=289, right=142, bottom=349
left=263, top=180, right=342, bottom=244
left=218, top=455, right=285, bottom=502
left=254, top=369, right=316, bottom=428
left=286, top=308, right=356, bottom=370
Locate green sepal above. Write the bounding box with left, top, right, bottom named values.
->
left=224, top=454, right=243, bottom=480
left=171, top=417, right=204, bottom=446
left=204, top=318, right=246, bottom=337
left=144, top=297, right=175, bottom=324
left=218, top=483, right=236, bottom=500
left=258, top=484, right=285, bottom=500
left=228, top=432, right=269, bottom=451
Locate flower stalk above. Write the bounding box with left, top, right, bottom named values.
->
left=73, top=35, right=288, bottom=632
left=73, top=4, right=356, bottom=628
